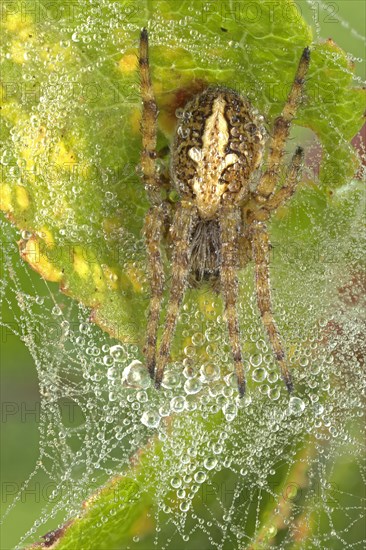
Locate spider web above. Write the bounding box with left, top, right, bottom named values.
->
left=1, top=1, right=365, bottom=548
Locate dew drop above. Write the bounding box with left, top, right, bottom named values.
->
left=269, top=387, right=281, bottom=401
left=222, top=402, right=237, bottom=422
left=122, top=360, right=151, bottom=389
left=170, top=396, right=186, bottom=413
left=194, top=470, right=207, bottom=484
left=200, top=363, right=220, bottom=382
left=204, top=456, right=218, bottom=470
left=288, top=396, right=306, bottom=416
left=184, top=378, right=202, bottom=395
left=103, top=355, right=114, bottom=367
left=161, top=370, right=181, bottom=389
left=180, top=500, right=190, bottom=512
left=171, top=476, right=181, bottom=489
left=110, top=345, right=125, bottom=361
left=52, top=305, right=62, bottom=316
left=252, top=367, right=267, bottom=383
left=141, top=409, right=160, bottom=428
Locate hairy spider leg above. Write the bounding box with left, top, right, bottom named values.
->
left=139, top=28, right=165, bottom=377
left=220, top=207, right=246, bottom=396
left=155, top=203, right=198, bottom=388
left=139, top=28, right=160, bottom=202
left=255, top=47, right=310, bottom=202
left=248, top=146, right=304, bottom=224
left=245, top=147, right=304, bottom=390
left=250, top=221, right=293, bottom=392
left=143, top=207, right=165, bottom=378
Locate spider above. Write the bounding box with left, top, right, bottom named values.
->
left=138, top=28, right=310, bottom=397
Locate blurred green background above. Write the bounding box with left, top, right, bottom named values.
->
left=1, top=1, right=365, bottom=548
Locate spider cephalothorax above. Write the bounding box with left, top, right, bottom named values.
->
left=138, top=28, right=310, bottom=396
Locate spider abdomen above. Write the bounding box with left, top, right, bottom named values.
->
left=171, top=86, right=267, bottom=219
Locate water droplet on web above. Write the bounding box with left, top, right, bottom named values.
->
left=183, top=364, right=195, bottom=379
left=103, top=355, right=114, bottom=367
left=252, top=367, right=267, bottom=383
left=288, top=396, right=306, bottom=416
left=268, top=387, right=281, bottom=401
left=237, top=394, right=252, bottom=408
left=213, top=441, right=224, bottom=454
left=141, top=409, right=160, bottom=429
left=310, top=363, right=321, bottom=375
left=52, top=305, right=62, bottom=316
left=177, top=488, right=186, bottom=498
left=313, top=402, right=324, bottom=416
left=21, top=230, right=32, bottom=240
left=191, top=331, right=205, bottom=346
left=205, top=327, right=219, bottom=342
left=259, top=383, right=270, bottom=396
left=79, top=322, right=90, bottom=334
left=107, top=366, right=118, bottom=380
left=184, top=378, right=202, bottom=394
left=194, top=470, right=206, bottom=483
left=136, top=390, right=148, bottom=403
left=267, top=371, right=279, bottom=384
left=222, top=402, right=237, bottom=422
left=171, top=476, right=181, bottom=489
left=122, top=360, right=151, bottom=389
left=204, top=456, right=218, bottom=470
left=170, top=396, right=186, bottom=413
left=110, top=345, right=125, bottom=361
left=161, top=369, right=181, bottom=389
left=180, top=500, right=190, bottom=512
left=224, top=372, right=238, bottom=388
left=200, top=363, right=220, bottom=382
left=159, top=403, right=170, bottom=417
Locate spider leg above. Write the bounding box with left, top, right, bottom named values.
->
left=255, top=47, right=310, bottom=203
left=248, top=146, right=304, bottom=224
left=139, top=29, right=170, bottom=377
left=139, top=28, right=161, bottom=206
left=154, top=202, right=198, bottom=388
left=219, top=207, right=246, bottom=397
left=238, top=225, right=253, bottom=269
left=250, top=221, right=293, bottom=392
left=261, top=146, right=304, bottom=212
left=143, top=206, right=165, bottom=378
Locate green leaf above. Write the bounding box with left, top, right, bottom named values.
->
left=30, top=471, right=154, bottom=549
